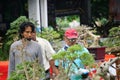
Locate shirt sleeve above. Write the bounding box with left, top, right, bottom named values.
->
left=8, top=45, right=15, bottom=78
left=83, top=47, right=89, bottom=53
left=44, top=39, right=56, bottom=60
left=37, top=45, right=44, bottom=66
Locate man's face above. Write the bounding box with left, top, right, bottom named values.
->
left=22, top=26, right=33, bottom=41
left=31, top=32, right=36, bottom=41
left=64, top=36, right=77, bottom=46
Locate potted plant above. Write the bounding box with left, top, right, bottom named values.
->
left=52, top=44, right=95, bottom=80
left=8, top=39, right=45, bottom=80
left=101, top=26, right=120, bottom=79
left=37, top=27, right=63, bottom=52
left=102, top=26, right=120, bottom=53
left=1, top=16, right=28, bottom=60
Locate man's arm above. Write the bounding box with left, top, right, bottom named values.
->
left=49, top=60, right=59, bottom=75
left=44, top=39, right=59, bottom=75
left=8, top=45, right=15, bottom=78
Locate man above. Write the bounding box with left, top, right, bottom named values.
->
left=55, top=28, right=89, bottom=80
left=8, top=22, right=43, bottom=78
left=32, top=31, right=59, bottom=79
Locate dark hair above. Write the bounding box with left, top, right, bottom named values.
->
left=19, top=22, right=35, bottom=38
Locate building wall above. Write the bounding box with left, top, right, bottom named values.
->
left=0, top=0, right=27, bottom=37
left=109, top=0, right=120, bottom=22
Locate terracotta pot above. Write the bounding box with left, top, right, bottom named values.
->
left=87, top=47, right=106, bottom=60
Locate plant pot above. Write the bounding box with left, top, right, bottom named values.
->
left=87, top=47, right=106, bottom=60
left=0, top=61, right=9, bottom=80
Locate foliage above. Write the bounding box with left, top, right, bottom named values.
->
left=75, top=25, right=101, bottom=47
left=2, top=16, right=37, bottom=60
left=52, top=44, right=95, bottom=79
left=80, top=53, right=95, bottom=67
left=8, top=61, right=45, bottom=80
left=56, top=15, right=80, bottom=28
left=99, top=18, right=108, bottom=25
left=8, top=39, right=45, bottom=80
left=101, top=26, right=120, bottom=53
left=56, top=17, right=69, bottom=28
left=37, top=27, right=63, bottom=51
left=94, top=17, right=109, bottom=36
left=102, top=26, right=120, bottom=47
left=0, top=48, right=5, bottom=60
left=56, top=27, right=65, bottom=40
left=37, top=27, right=60, bottom=42
left=91, top=0, right=110, bottom=36
left=1, top=16, right=28, bottom=60
left=95, top=18, right=108, bottom=26
left=53, top=44, right=95, bottom=66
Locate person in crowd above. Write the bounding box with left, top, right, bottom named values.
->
left=55, top=28, right=90, bottom=80
left=8, top=22, right=43, bottom=78
left=32, top=31, right=59, bottom=79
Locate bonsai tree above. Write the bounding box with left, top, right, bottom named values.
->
left=8, top=61, right=45, bottom=80
left=102, top=26, right=120, bottom=53
left=8, top=40, right=45, bottom=80
left=2, top=16, right=37, bottom=60
left=52, top=44, right=95, bottom=80
left=1, top=16, right=28, bottom=60
left=74, top=25, right=101, bottom=48
left=37, top=27, right=63, bottom=52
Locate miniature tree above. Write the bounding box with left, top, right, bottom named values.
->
left=8, top=39, right=45, bottom=80
left=102, top=26, right=120, bottom=53
left=52, top=44, right=95, bottom=80
left=2, top=16, right=37, bottom=60
left=75, top=25, right=100, bottom=48
left=37, top=27, right=62, bottom=52
left=2, top=16, right=28, bottom=60
left=8, top=61, right=45, bottom=80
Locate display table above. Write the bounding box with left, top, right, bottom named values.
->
left=87, top=47, right=106, bottom=60
left=0, top=61, right=9, bottom=80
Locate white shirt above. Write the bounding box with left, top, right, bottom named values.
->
left=36, top=37, right=56, bottom=70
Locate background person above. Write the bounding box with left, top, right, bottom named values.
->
left=32, top=31, right=59, bottom=79
left=55, top=28, right=90, bottom=80
left=8, top=22, right=43, bottom=78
